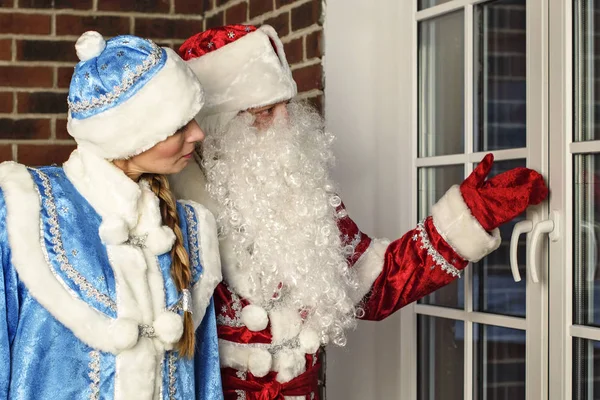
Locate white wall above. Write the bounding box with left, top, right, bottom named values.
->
left=324, top=0, right=415, bottom=398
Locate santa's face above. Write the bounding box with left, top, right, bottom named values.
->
left=201, top=101, right=358, bottom=346
left=245, top=101, right=289, bottom=131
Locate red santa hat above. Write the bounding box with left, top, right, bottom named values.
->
left=179, top=24, right=297, bottom=120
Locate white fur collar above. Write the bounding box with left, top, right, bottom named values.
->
left=64, top=147, right=175, bottom=254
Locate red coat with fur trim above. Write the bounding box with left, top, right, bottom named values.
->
left=211, top=187, right=499, bottom=400
left=169, top=156, right=545, bottom=400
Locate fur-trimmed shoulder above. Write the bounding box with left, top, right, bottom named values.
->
left=0, top=161, right=141, bottom=354
left=179, top=200, right=222, bottom=329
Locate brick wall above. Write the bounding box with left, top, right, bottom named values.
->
left=0, top=0, right=324, bottom=165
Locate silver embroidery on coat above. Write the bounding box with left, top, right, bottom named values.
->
left=88, top=351, right=100, bottom=400
left=235, top=390, right=246, bottom=400
left=168, top=352, right=177, bottom=400
left=414, top=221, right=461, bottom=277
left=34, top=169, right=117, bottom=311
left=217, top=289, right=244, bottom=327
left=68, top=41, right=163, bottom=113
left=184, top=206, right=201, bottom=272
left=139, top=324, right=156, bottom=338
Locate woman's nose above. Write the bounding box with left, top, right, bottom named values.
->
left=186, top=120, right=205, bottom=143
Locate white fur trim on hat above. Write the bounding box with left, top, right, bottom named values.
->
left=75, top=31, right=106, bottom=61
left=241, top=304, right=269, bottom=332
left=68, top=48, right=204, bottom=160
left=186, top=25, right=297, bottom=119
left=432, top=185, right=502, bottom=262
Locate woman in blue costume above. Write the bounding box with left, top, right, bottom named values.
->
left=0, top=31, right=223, bottom=399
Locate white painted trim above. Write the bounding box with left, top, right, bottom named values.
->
left=414, top=304, right=527, bottom=331
left=414, top=148, right=528, bottom=167
left=570, top=325, right=600, bottom=342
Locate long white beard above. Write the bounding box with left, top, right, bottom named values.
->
left=202, top=102, right=359, bottom=346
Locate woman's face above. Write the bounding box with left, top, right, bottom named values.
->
left=117, top=119, right=205, bottom=179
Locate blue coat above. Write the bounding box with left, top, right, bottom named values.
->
left=0, top=150, right=223, bottom=400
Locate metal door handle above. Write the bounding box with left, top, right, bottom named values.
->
left=509, top=220, right=533, bottom=282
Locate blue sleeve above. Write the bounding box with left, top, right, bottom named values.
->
left=0, top=189, right=14, bottom=399
left=194, top=298, right=223, bottom=400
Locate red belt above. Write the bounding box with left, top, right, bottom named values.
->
left=223, top=362, right=320, bottom=400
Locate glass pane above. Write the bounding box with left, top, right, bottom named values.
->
left=418, top=11, right=465, bottom=157
left=474, top=324, right=526, bottom=400
left=418, top=0, right=453, bottom=11
left=418, top=315, right=464, bottom=400
left=574, top=154, right=600, bottom=327
left=418, top=165, right=464, bottom=308
left=474, top=159, right=527, bottom=317
left=474, top=0, right=527, bottom=151
left=573, top=338, right=600, bottom=399
left=574, top=0, right=600, bottom=141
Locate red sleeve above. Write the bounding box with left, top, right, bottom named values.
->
left=358, top=216, right=467, bottom=321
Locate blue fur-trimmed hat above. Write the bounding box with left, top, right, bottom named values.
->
left=67, top=31, right=204, bottom=160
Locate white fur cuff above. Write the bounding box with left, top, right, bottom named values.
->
left=431, top=185, right=501, bottom=262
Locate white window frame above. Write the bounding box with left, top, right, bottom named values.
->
left=400, top=1, right=550, bottom=399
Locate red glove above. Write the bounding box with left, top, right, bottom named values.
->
left=460, top=154, right=548, bottom=231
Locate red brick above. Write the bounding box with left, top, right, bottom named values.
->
left=306, top=29, right=322, bottom=59
left=205, top=11, right=224, bottom=29
left=249, top=0, right=272, bottom=19
left=0, top=118, right=51, bottom=139
left=174, top=0, right=204, bottom=14
left=225, top=2, right=247, bottom=25
left=0, top=145, right=12, bottom=163
left=18, top=143, right=76, bottom=166
left=135, top=18, right=203, bottom=40
left=0, top=13, right=51, bottom=35
left=264, top=12, right=289, bottom=37
left=292, top=63, right=322, bottom=92
left=0, top=0, right=13, bottom=7
left=0, top=39, right=11, bottom=61
left=17, top=92, right=68, bottom=114
left=283, top=37, right=303, bottom=64
left=55, top=118, right=71, bottom=140
left=275, top=0, right=295, bottom=8
left=0, top=92, right=12, bottom=113
left=57, top=15, right=130, bottom=37
left=307, top=94, right=323, bottom=115
left=0, top=66, right=53, bottom=88
left=57, top=66, right=75, bottom=89
left=20, top=0, right=92, bottom=9
left=216, top=0, right=229, bottom=6
left=17, top=40, right=78, bottom=62
left=291, top=1, right=321, bottom=31
left=98, top=0, right=169, bottom=13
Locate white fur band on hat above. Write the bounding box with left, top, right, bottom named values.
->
left=68, top=48, right=204, bottom=160
left=186, top=25, right=297, bottom=118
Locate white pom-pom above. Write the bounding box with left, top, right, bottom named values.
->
left=248, top=349, right=272, bottom=378
left=299, top=328, right=320, bottom=354
left=153, top=311, right=184, bottom=345
left=145, top=226, right=176, bottom=255
left=109, top=318, right=138, bottom=352
left=75, top=31, right=106, bottom=61
left=241, top=304, right=269, bottom=332
left=99, top=216, right=129, bottom=245
left=273, top=349, right=305, bottom=383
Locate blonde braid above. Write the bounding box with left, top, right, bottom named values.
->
left=143, top=173, right=195, bottom=358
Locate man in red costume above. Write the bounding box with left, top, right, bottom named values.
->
left=169, top=24, right=548, bottom=400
